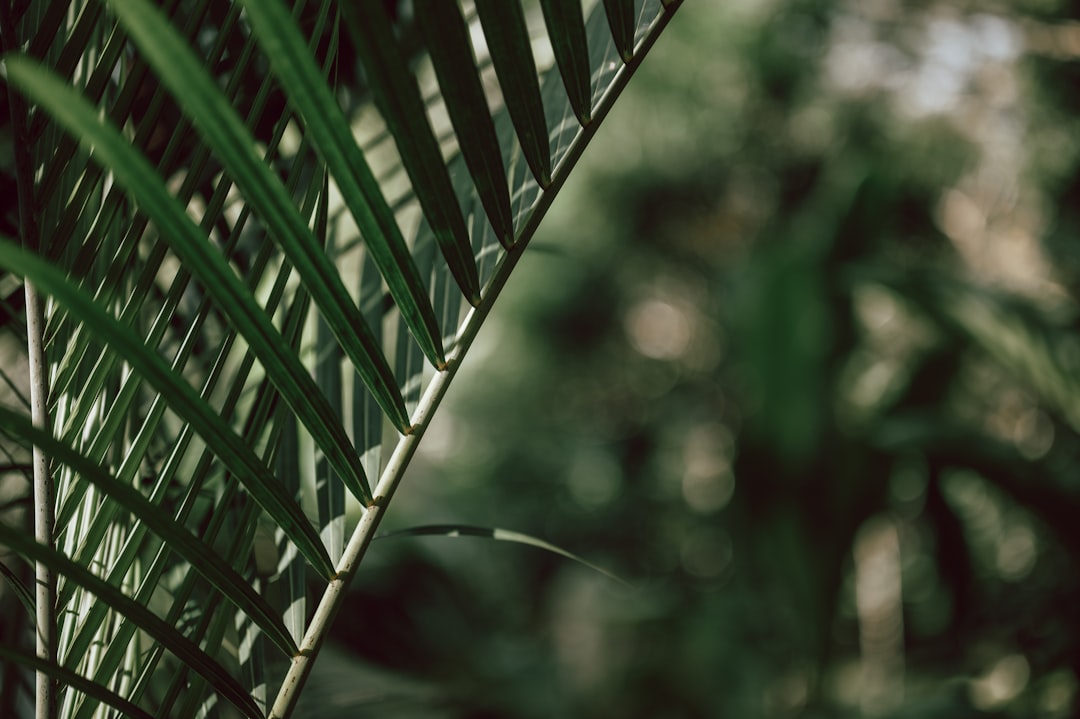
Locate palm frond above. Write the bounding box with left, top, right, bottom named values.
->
left=0, top=0, right=683, bottom=716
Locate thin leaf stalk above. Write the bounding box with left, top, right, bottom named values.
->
left=25, top=284, right=56, bottom=719
left=269, top=260, right=497, bottom=719
left=1, top=2, right=57, bottom=715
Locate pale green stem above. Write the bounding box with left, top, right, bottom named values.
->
left=27, top=283, right=57, bottom=719
left=1, top=3, right=58, bottom=714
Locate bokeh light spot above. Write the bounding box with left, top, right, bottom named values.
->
left=625, top=298, right=693, bottom=361
left=996, top=524, right=1037, bottom=580
left=970, top=654, right=1030, bottom=710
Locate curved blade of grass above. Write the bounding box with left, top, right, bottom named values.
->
left=0, top=522, right=264, bottom=719
left=603, top=0, right=637, bottom=63
left=0, top=645, right=156, bottom=719
left=415, top=1, right=514, bottom=249
left=377, top=524, right=629, bottom=587
left=475, top=0, right=552, bottom=188
left=539, top=0, right=592, bottom=125
left=104, top=0, right=410, bottom=441
left=339, top=1, right=481, bottom=307
left=0, top=238, right=335, bottom=579
left=5, top=56, right=375, bottom=509
left=0, top=405, right=299, bottom=657
left=238, top=0, right=447, bottom=369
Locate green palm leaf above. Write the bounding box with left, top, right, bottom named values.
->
left=475, top=0, right=552, bottom=188
left=540, top=0, right=593, bottom=125
left=5, top=55, right=373, bottom=509
left=416, top=1, right=515, bottom=249
left=603, top=0, right=638, bottom=62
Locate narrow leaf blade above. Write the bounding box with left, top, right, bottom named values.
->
left=539, top=0, right=593, bottom=125
left=377, top=524, right=629, bottom=586
left=416, top=1, right=515, bottom=249
left=603, top=0, right=637, bottom=63
left=0, top=559, right=36, bottom=617
left=475, top=0, right=552, bottom=188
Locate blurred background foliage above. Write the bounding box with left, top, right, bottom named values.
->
left=305, top=0, right=1074, bottom=716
